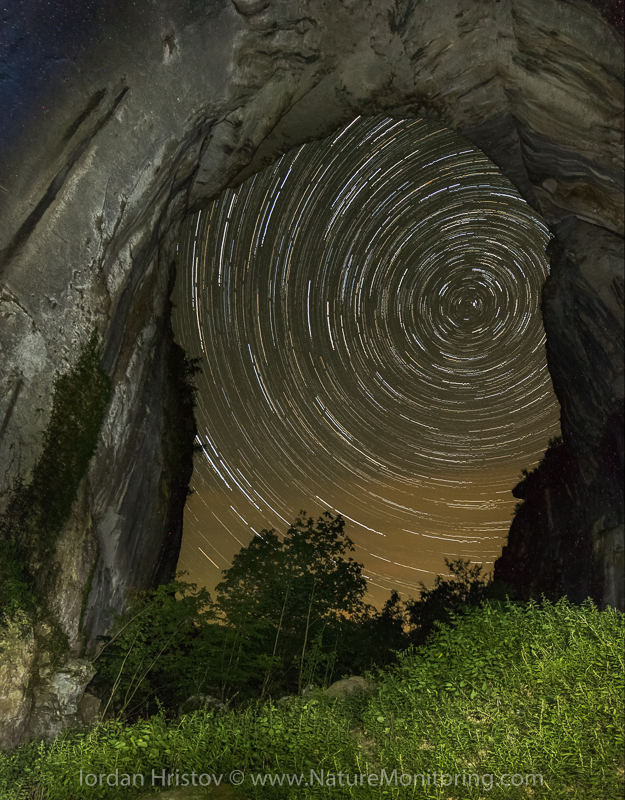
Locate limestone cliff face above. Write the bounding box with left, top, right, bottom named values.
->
left=496, top=219, right=624, bottom=608
left=81, top=259, right=197, bottom=647
left=0, top=0, right=622, bottom=744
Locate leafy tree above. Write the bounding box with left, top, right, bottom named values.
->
left=91, top=513, right=374, bottom=716
left=406, top=558, right=512, bottom=645
left=93, top=521, right=515, bottom=720
left=329, top=590, right=413, bottom=679
left=357, top=591, right=412, bottom=668
left=215, top=511, right=367, bottom=696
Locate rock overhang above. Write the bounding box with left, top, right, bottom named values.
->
left=0, top=0, right=622, bottom=677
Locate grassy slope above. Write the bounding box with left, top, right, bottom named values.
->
left=1, top=598, right=622, bottom=799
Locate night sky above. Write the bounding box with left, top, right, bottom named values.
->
left=172, top=116, right=561, bottom=608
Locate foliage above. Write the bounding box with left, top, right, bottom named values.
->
left=92, top=520, right=502, bottom=716
left=364, top=597, right=624, bottom=799
left=216, top=511, right=368, bottom=696
left=164, top=345, right=201, bottom=477
left=366, top=589, right=414, bottom=661
left=90, top=514, right=402, bottom=718
left=0, top=331, right=111, bottom=621
left=217, top=511, right=366, bottom=622
left=333, top=591, right=412, bottom=676
left=1, top=598, right=622, bottom=799
left=90, top=578, right=216, bottom=719
left=405, top=557, right=512, bottom=645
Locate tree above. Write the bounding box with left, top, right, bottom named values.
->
left=405, top=558, right=510, bottom=645
left=215, top=511, right=367, bottom=696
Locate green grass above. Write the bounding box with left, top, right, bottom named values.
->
left=1, top=598, right=622, bottom=799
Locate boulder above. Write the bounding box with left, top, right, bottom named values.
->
left=324, top=676, right=376, bottom=699
left=178, top=694, right=225, bottom=717
left=28, top=659, right=96, bottom=741
left=77, top=692, right=102, bottom=727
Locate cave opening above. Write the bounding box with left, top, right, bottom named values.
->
left=170, top=115, right=561, bottom=608
left=0, top=0, right=621, bottom=752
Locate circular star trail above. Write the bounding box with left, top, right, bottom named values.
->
left=173, top=116, right=560, bottom=606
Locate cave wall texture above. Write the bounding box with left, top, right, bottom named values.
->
left=0, top=0, right=623, bottom=745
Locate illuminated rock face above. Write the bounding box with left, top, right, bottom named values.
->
left=0, top=0, right=622, bottom=696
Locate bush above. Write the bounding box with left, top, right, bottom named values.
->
left=364, top=597, right=624, bottom=798
left=90, top=578, right=215, bottom=719
left=406, top=557, right=512, bottom=645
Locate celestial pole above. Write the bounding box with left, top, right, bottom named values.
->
left=172, top=116, right=560, bottom=607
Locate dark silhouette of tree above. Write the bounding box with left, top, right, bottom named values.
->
left=93, top=519, right=514, bottom=719
left=406, top=558, right=512, bottom=645
left=335, top=590, right=412, bottom=676
left=216, top=511, right=367, bottom=695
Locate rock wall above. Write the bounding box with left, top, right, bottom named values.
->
left=496, top=219, right=624, bottom=606
left=0, top=0, right=622, bottom=745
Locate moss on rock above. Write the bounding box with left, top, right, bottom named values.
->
left=0, top=331, right=111, bottom=621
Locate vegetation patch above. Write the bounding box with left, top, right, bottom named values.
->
left=87, top=513, right=414, bottom=717
left=0, top=598, right=622, bottom=799
left=0, top=331, right=111, bottom=621
left=163, top=344, right=200, bottom=482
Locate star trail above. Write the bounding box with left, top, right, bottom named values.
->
left=172, top=116, right=561, bottom=607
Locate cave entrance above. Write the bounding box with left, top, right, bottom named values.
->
left=171, top=115, right=561, bottom=608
